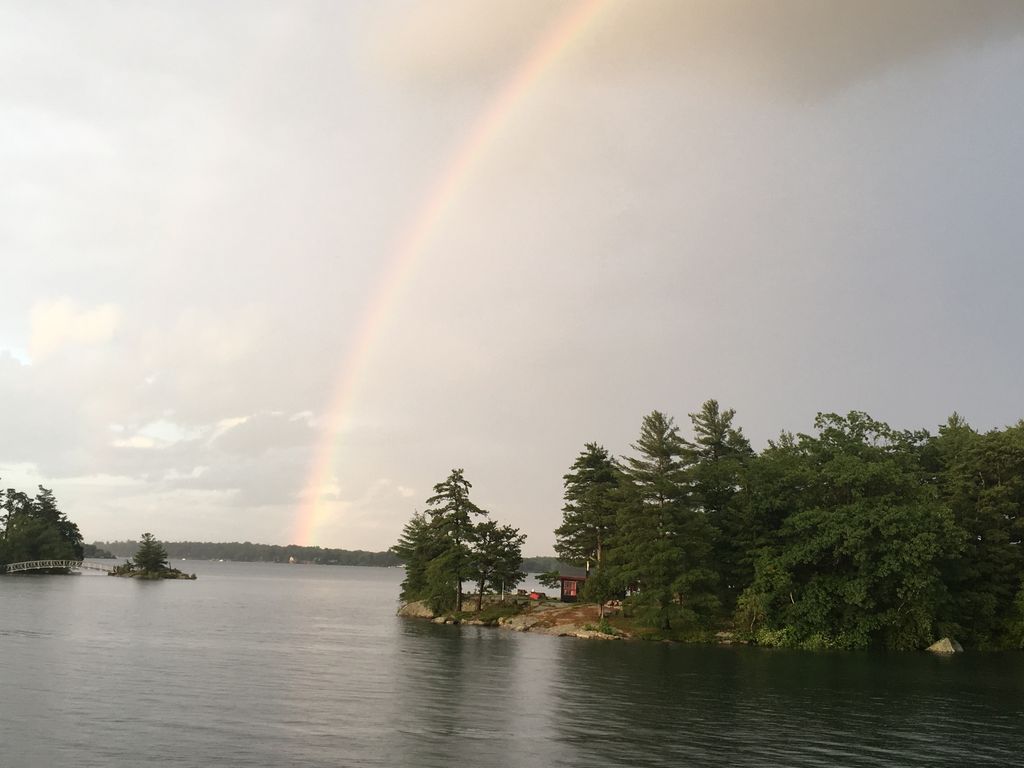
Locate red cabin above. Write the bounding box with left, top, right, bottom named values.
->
left=559, top=575, right=587, bottom=603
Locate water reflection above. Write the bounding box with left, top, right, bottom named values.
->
left=549, top=641, right=1024, bottom=767
left=2, top=565, right=1022, bottom=768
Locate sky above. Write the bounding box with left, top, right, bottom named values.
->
left=2, top=0, right=1024, bottom=553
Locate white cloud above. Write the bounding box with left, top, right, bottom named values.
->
left=29, top=299, right=120, bottom=361
left=0, top=348, right=32, bottom=366
left=111, top=436, right=157, bottom=449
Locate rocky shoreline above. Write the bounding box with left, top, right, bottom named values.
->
left=398, top=599, right=965, bottom=652
left=398, top=598, right=631, bottom=640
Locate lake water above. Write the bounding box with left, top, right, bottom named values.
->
left=1, top=561, right=1021, bottom=767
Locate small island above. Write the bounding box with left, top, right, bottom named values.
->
left=110, top=532, right=196, bottom=580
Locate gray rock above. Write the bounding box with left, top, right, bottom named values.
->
left=926, top=637, right=964, bottom=654
left=397, top=600, right=436, bottom=619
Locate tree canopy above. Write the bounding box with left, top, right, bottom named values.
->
left=546, top=403, right=1024, bottom=650
left=0, top=483, right=83, bottom=570
left=392, top=469, right=524, bottom=614
left=133, top=533, right=170, bottom=573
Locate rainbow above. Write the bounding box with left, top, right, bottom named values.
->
left=294, top=0, right=611, bottom=546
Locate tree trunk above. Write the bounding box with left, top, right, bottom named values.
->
left=476, top=578, right=484, bottom=612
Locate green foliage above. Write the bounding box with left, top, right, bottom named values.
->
left=582, top=617, right=618, bottom=635
left=611, top=411, right=719, bottom=630
left=555, top=443, right=620, bottom=570
left=736, top=413, right=962, bottom=650
left=580, top=566, right=618, bottom=611
left=133, top=532, right=170, bottom=574
left=424, top=468, right=488, bottom=612
left=535, top=570, right=562, bottom=590
left=95, top=539, right=401, bottom=566
left=684, top=400, right=753, bottom=608
left=392, top=469, right=524, bottom=615
left=461, top=601, right=524, bottom=625
left=391, top=512, right=440, bottom=602
left=423, top=551, right=460, bottom=614
left=111, top=561, right=136, bottom=576
left=83, top=543, right=115, bottom=558
left=386, top=401, right=1024, bottom=652
left=1008, top=582, right=1024, bottom=650
left=468, top=520, right=525, bottom=609
left=0, top=483, right=83, bottom=568
left=927, top=415, right=1024, bottom=647
left=548, top=404, right=1024, bottom=651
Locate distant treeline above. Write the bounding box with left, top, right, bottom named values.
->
left=83, top=543, right=115, bottom=558
left=91, top=540, right=570, bottom=571
left=94, top=540, right=402, bottom=566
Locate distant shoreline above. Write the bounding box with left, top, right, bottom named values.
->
left=89, top=541, right=567, bottom=573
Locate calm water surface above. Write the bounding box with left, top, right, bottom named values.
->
left=1, top=561, right=1021, bottom=767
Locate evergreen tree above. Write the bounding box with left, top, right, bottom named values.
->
left=2, top=514, right=77, bottom=564
left=34, top=485, right=84, bottom=559
left=391, top=511, right=440, bottom=603
left=133, top=533, right=169, bottom=573
left=555, top=442, right=620, bottom=572
left=468, top=520, right=526, bottom=610
left=0, top=484, right=79, bottom=568
left=614, top=411, right=717, bottom=630
left=684, top=400, right=753, bottom=607
left=424, top=469, right=488, bottom=612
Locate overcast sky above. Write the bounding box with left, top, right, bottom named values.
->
left=2, top=1, right=1023, bottom=553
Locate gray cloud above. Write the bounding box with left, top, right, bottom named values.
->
left=372, top=1, right=1024, bottom=97
left=2, top=1, right=1023, bottom=551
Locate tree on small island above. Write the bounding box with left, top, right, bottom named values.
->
left=111, top=533, right=195, bottom=580
left=135, top=532, right=169, bottom=572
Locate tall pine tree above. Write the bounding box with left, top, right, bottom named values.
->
left=424, top=469, right=488, bottom=612
left=684, top=400, right=753, bottom=608
left=555, top=443, right=620, bottom=573
left=614, top=411, right=718, bottom=630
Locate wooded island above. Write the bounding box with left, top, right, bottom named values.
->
left=395, top=402, right=1024, bottom=651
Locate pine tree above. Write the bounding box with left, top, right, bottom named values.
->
left=34, top=486, right=84, bottom=559
left=614, top=411, right=718, bottom=630
left=684, top=400, right=753, bottom=608
left=469, top=520, right=526, bottom=610
left=134, top=533, right=169, bottom=574
left=391, top=512, right=442, bottom=603
left=555, top=442, right=620, bottom=572
left=424, top=469, right=488, bottom=612
left=0, top=484, right=79, bottom=567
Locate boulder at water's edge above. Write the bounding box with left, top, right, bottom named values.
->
left=397, top=600, right=436, bottom=619
left=925, top=637, right=964, bottom=654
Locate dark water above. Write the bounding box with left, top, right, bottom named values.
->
left=1, top=562, right=1021, bottom=767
